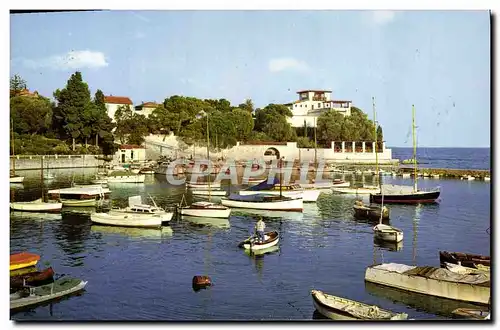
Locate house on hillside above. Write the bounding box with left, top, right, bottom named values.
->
left=104, top=95, right=134, bottom=122
left=115, top=144, right=146, bottom=163
left=285, top=89, right=352, bottom=128
left=134, top=102, right=159, bottom=118
left=10, top=89, right=41, bottom=98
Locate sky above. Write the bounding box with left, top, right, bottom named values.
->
left=9, top=10, right=490, bottom=148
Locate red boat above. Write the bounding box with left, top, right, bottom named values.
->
left=10, top=267, right=55, bottom=292
left=10, top=252, right=41, bottom=271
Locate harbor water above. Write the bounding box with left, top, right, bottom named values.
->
left=10, top=164, right=491, bottom=320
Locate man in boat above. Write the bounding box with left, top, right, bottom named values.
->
left=255, top=217, right=266, bottom=243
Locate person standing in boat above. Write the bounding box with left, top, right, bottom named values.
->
left=255, top=217, right=266, bottom=242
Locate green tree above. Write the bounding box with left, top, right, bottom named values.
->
left=237, top=99, right=254, bottom=113
left=53, top=71, right=92, bottom=150
left=231, top=108, right=254, bottom=141
left=316, top=110, right=344, bottom=147
left=10, top=96, right=52, bottom=135
left=296, top=136, right=315, bottom=148
left=114, top=105, right=149, bottom=145
left=254, top=104, right=295, bottom=141
left=376, top=125, right=384, bottom=150
left=10, top=74, right=27, bottom=97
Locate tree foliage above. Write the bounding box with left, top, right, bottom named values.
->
left=10, top=74, right=27, bottom=97
left=10, top=96, right=52, bottom=135
left=114, top=105, right=149, bottom=145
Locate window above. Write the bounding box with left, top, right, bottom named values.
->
left=318, top=103, right=321, bottom=108
left=131, top=150, right=134, bottom=159
left=312, top=104, right=314, bottom=109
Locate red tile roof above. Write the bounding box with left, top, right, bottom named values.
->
left=104, top=96, right=133, bottom=105
left=138, top=102, right=159, bottom=108
left=119, top=144, right=145, bottom=149
left=296, top=90, right=332, bottom=94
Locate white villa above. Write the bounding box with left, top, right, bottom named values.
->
left=104, top=95, right=134, bottom=122
left=285, top=90, right=352, bottom=128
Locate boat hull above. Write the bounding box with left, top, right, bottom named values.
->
left=10, top=253, right=40, bottom=271
left=333, top=187, right=381, bottom=195
left=90, top=213, right=162, bottom=228
left=186, top=183, right=222, bottom=189
left=10, top=176, right=25, bottom=183
left=180, top=207, right=231, bottom=218
left=238, top=189, right=319, bottom=202
left=107, top=174, right=145, bottom=183
left=439, top=251, right=490, bottom=268
left=10, top=278, right=87, bottom=310
left=241, top=232, right=280, bottom=251
left=353, top=205, right=389, bottom=221
left=61, top=199, right=97, bottom=207
left=373, top=225, right=403, bottom=243
left=108, top=210, right=173, bottom=223
left=10, top=201, right=62, bottom=213
left=365, top=264, right=490, bottom=305
left=221, top=197, right=303, bottom=211
left=370, top=190, right=440, bottom=204
left=191, top=190, right=227, bottom=196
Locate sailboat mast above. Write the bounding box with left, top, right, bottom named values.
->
left=314, top=117, right=317, bottom=168
left=41, top=157, right=44, bottom=201
left=206, top=113, right=211, bottom=201
left=412, top=104, right=418, bottom=192
left=11, top=118, right=16, bottom=176
left=372, top=97, right=379, bottom=187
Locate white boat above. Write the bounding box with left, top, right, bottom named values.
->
left=299, top=179, right=351, bottom=190
left=107, top=173, right=145, bottom=183
left=91, top=178, right=108, bottom=184
left=43, top=173, right=55, bottom=180
left=10, top=199, right=62, bottom=213
left=48, top=185, right=110, bottom=207
left=109, top=195, right=173, bottom=223
left=90, top=212, right=163, bottom=228
left=467, top=175, right=476, bottom=181
left=432, top=174, right=440, bottom=179
left=221, top=193, right=303, bottom=211
left=311, top=290, right=408, bottom=320
left=191, top=189, right=227, bottom=196
left=364, top=263, right=490, bottom=305
left=238, top=231, right=280, bottom=251
left=10, top=277, right=88, bottom=310
left=10, top=175, right=24, bottom=183
left=484, top=176, right=490, bottom=181
left=180, top=201, right=231, bottom=218
left=332, top=186, right=381, bottom=195
left=186, top=182, right=222, bottom=189
left=239, top=178, right=319, bottom=202
left=402, top=173, right=411, bottom=178
left=444, top=262, right=490, bottom=275
left=373, top=224, right=403, bottom=243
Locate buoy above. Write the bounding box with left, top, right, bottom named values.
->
left=192, top=275, right=212, bottom=291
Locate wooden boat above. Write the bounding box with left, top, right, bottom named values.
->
left=11, top=266, right=37, bottom=277
left=109, top=195, right=173, bottom=223
left=90, top=212, right=163, bottom=228
left=180, top=201, right=231, bottom=218
left=373, top=224, right=403, bottom=243
left=311, top=290, right=408, bottom=320
left=365, top=263, right=490, bottom=305
left=244, top=245, right=279, bottom=257
left=452, top=308, right=490, bottom=320
left=10, top=277, right=87, bottom=310
left=370, top=105, right=440, bottom=204
left=10, top=267, right=55, bottom=292
left=221, top=193, right=303, bottom=211
left=10, top=252, right=41, bottom=271
left=10, top=198, right=62, bottom=213
left=439, top=251, right=490, bottom=269
left=238, top=231, right=280, bottom=251
left=353, top=200, right=389, bottom=220
left=48, top=185, right=110, bottom=207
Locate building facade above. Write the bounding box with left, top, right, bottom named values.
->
left=134, top=102, right=159, bottom=118
left=285, top=90, right=352, bottom=128
left=115, top=144, right=146, bottom=163
left=104, top=96, right=134, bottom=122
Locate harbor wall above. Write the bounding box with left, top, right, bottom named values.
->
left=10, top=154, right=105, bottom=170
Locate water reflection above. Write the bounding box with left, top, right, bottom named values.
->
left=245, top=245, right=280, bottom=280
left=181, top=215, right=230, bottom=229
left=10, top=212, right=62, bottom=221
left=374, top=238, right=404, bottom=252
left=91, top=225, right=173, bottom=239
left=230, top=208, right=304, bottom=222
left=364, top=282, right=484, bottom=318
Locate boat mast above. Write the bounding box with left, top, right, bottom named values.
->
left=11, top=118, right=16, bottom=176
left=41, top=157, right=44, bottom=201
left=372, top=97, right=379, bottom=188
left=314, top=117, right=317, bottom=169
left=412, top=104, right=418, bottom=192
left=206, top=113, right=211, bottom=201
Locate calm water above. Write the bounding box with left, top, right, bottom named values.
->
left=10, top=168, right=491, bottom=321
left=391, top=147, right=490, bottom=170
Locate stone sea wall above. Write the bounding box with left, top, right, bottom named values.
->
left=10, top=154, right=104, bottom=170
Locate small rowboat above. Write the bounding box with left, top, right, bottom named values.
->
left=439, top=251, right=490, bottom=269
left=452, top=308, right=490, bottom=320
left=10, top=252, right=40, bottom=271
left=10, top=199, right=62, bottom=213
left=238, top=231, right=279, bottom=251
left=373, top=224, right=403, bottom=243
left=353, top=201, right=390, bottom=221
left=311, top=289, right=408, bottom=320
left=10, top=267, right=55, bottom=292
left=10, top=277, right=87, bottom=310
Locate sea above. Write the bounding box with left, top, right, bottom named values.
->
left=10, top=148, right=491, bottom=321
left=391, top=147, right=491, bottom=170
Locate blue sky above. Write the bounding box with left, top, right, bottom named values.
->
left=10, top=10, right=490, bottom=147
